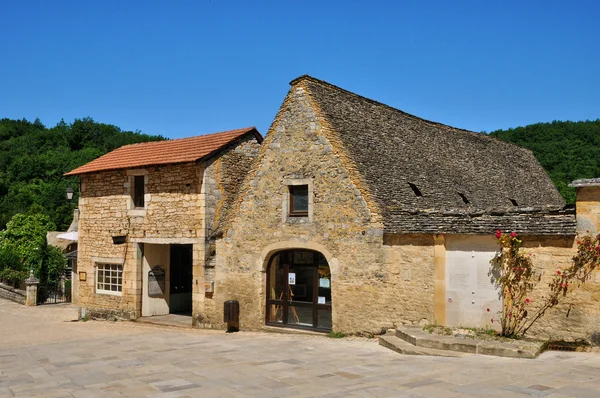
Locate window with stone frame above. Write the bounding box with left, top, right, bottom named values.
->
left=133, top=175, right=145, bottom=208
left=289, top=185, right=309, bottom=217
left=96, top=263, right=123, bottom=295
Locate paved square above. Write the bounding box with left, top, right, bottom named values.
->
left=1, top=299, right=599, bottom=397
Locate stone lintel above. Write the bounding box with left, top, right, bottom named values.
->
left=130, top=237, right=202, bottom=245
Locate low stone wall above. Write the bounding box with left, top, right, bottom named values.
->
left=0, top=283, right=26, bottom=305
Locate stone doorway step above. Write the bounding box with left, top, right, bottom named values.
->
left=379, top=326, right=546, bottom=359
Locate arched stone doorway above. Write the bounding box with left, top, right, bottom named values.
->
left=265, top=249, right=332, bottom=331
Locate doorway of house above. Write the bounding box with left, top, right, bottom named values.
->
left=169, top=244, right=193, bottom=315
left=265, top=249, right=332, bottom=331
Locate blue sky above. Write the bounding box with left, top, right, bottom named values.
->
left=1, top=1, right=599, bottom=139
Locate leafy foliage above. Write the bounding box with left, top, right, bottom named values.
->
left=0, top=117, right=164, bottom=230
left=490, top=231, right=600, bottom=338
left=0, top=213, right=54, bottom=274
left=0, top=212, right=70, bottom=287
left=0, top=244, right=26, bottom=287
left=489, top=120, right=600, bottom=203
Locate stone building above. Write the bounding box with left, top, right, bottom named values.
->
left=65, top=127, right=262, bottom=322
left=214, top=76, right=597, bottom=341
left=68, top=76, right=600, bottom=341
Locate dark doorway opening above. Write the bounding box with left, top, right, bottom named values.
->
left=265, top=250, right=332, bottom=331
left=169, top=244, right=193, bottom=314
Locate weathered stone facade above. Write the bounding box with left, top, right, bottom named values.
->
left=75, top=134, right=261, bottom=322
left=211, top=78, right=600, bottom=341
left=72, top=76, right=599, bottom=343
left=212, top=83, right=441, bottom=334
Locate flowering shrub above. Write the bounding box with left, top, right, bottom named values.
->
left=490, top=231, right=600, bottom=338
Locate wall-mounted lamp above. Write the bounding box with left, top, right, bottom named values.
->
left=66, top=187, right=74, bottom=201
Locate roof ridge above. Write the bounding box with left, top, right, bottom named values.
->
left=290, top=74, right=514, bottom=146
left=120, top=126, right=257, bottom=149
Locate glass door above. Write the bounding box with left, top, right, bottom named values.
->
left=287, top=263, right=315, bottom=328
left=266, top=250, right=332, bottom=331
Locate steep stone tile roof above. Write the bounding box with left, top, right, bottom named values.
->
left=65, top=127, right=262, bottom=175
left=295, top=75, right=575, bottom=235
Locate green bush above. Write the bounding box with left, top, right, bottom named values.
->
left=0, top=244, right=27, bottom=287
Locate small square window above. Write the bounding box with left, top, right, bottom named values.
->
left=289, top=185, right=309, bottom=217
left=133, top=175, right=145, bottom=208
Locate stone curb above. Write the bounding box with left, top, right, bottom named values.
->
left=392, top=327, right=546, bottom=359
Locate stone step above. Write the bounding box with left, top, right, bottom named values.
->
left=378, top=335, right=468, bottom=357
left=396, top=328, right=477, bottom=354
left=393, top=326, right=545, bottom=359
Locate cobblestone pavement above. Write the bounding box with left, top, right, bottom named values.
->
left=1, top=299, right=600, bottom=397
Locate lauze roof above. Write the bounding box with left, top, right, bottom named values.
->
left=65, top=127, right=261, bottom=175
left=293, top=75, right=575, bottom=235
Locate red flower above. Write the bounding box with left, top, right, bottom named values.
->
left=510, top=231, right=517, bottom=238
left=577, top=240, right=582, bottom=245
left=508, top=313, right=512, bottom=317
left=487, top=308, right=490, bottom=312
left=556, top=270, right=562, bottom=275
left=564, top=283, right=569, bottom=287
left=495, top=230, right=502, bottom=239
left=525, top=298, right=530, bottom=303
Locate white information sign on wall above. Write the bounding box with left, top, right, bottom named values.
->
left=288, top=273, right=296, bottom=285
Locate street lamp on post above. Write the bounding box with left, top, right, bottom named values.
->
left=66, top=187, right=74, bottom=201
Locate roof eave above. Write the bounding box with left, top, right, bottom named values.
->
left=64, top=127, right=263, bottom=176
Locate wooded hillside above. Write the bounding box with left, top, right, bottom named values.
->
left=490, top=120, right=600, bottom=204
left=0, top=118, right=163, bottom=230
left=0, top=117, right=597, bottom=232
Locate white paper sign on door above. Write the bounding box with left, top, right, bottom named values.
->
left=288, top=273, right=296, bottom=285
left=318, top=296, right=326, bottom=304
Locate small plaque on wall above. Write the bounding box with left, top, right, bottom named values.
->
left=148, top=266, right=166, bottom=297
left=78, top=272, right=87, bottom=282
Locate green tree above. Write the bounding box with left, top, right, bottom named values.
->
left=490, top=120, right=600, bottom=203
left=0, top=117, right=164, bottom=229
left=0, top=213, right=55, bottom=275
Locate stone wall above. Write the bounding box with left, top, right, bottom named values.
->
left=0, top=282, right=26, bottom=305
left=575, top=186, right=600, bottom=235
left=515, top=186, right=600, bottom=342
left=428, top=232, right=599, bottom=342
left=517, top=235, right=600, bottom=341
left=214, top=83, right=435, bottom=334
left=76, top=137, right=262, bottom=323
left=77, top=162, right=203, bottom=317
left=200, top=136, right=261, bottom=327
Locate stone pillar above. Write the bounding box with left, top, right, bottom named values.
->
left=433, top=234, right=446, bottom=326
left=25, top=271, right=39, bottom=306
left=569, top=179, right=600, bottom=235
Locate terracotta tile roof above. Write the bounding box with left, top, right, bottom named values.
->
left=65, top=127, right=262, bottom=175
